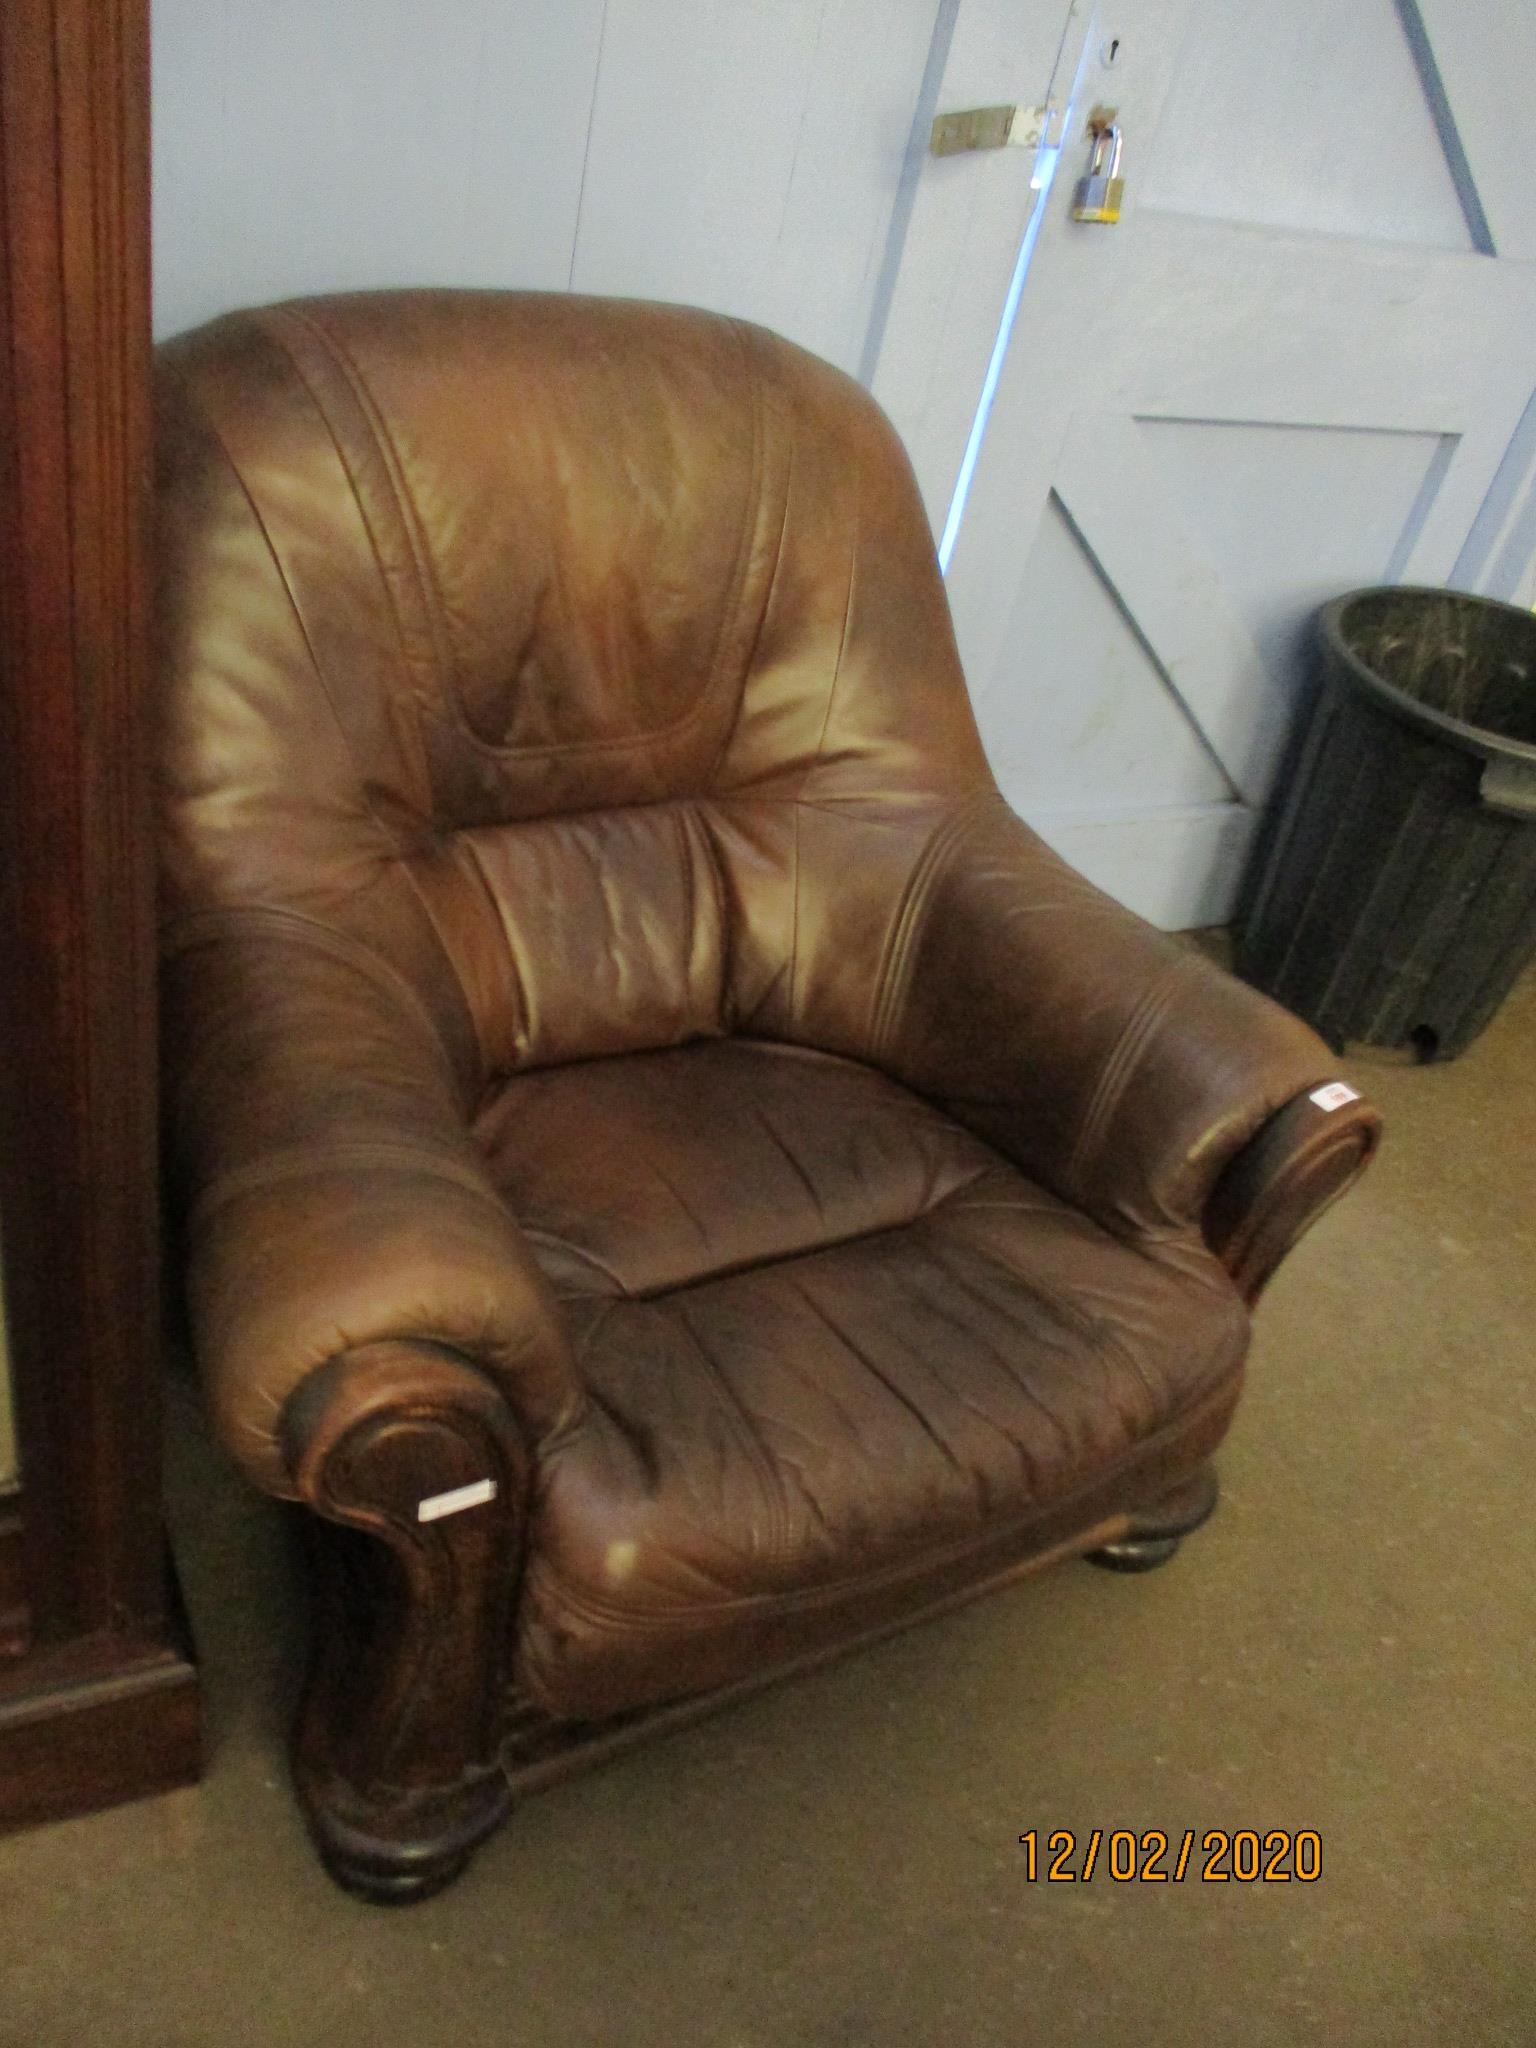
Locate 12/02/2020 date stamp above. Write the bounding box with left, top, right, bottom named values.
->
left=1019, top=1830, right=1322, bottom=1882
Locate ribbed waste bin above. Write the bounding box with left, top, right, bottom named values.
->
left=1239, top=586, right=1536, bottom=1060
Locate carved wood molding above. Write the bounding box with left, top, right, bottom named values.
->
left=0, top=0, right=158, bottom=1639
left=283, top=1345, right=528, bottom=1899
left=0, top=0, right=199, bottom=1818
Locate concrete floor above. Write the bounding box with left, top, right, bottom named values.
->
left=1, top=969, right=1532, bottom=2048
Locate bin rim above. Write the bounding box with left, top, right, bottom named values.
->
left=1318, top=585, right=1536, bottom=770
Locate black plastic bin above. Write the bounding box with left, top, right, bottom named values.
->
left=1239, top=586, right=1536, bottom=1060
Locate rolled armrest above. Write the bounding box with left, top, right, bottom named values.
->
left=875, top=797, right=1374, bottom=1248
left=1204, top=1085, right=1381, bottom=1302
left=164, top=912, right=583, bottom=1496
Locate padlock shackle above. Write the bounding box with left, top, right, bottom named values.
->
left=1090, top=123, right=1123, bottom=178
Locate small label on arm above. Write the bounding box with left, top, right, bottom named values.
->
left=1308, top=1082, right=1361, bottom=1113
left=417, top=1477, right=498, bottom=1523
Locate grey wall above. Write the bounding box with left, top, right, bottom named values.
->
left=150, top=0, right=941, bottom=375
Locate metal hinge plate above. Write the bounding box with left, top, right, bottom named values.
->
left=930, top=102, right=1057, bottom=157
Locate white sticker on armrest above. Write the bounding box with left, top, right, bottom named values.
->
left=1309, top=1082, right=1361, bottom=1113
left=417, top=1477, right=497, bottom=1523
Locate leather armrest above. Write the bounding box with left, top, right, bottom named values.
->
left=164, top=913, right=583, bottom=1496
left=1204, top=1085, right=1381, bottom=1301
left=874, top=796, right=1377, bottom=1252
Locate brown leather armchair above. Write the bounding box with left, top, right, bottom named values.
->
left=154, top=290, right=1379, bottom=1902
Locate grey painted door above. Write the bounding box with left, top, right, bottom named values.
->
left=152, top=0, right=1077, bottom=381
left=874, top=0, right=1536, bottom=927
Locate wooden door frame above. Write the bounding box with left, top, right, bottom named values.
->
left=0, top=0, right=200, bottom=1828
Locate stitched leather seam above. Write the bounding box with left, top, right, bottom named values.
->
left=181, top=402, right=392, bottom=840
left=908, top=1311, right=1077, bottom=1480
left=562, top=1301, right=625, bottom=1366
left=233, top=314, right=486, bottom=1069
left=521, top=1232, right=634, bottom=1300
left=259, top=307, right=444, bottom=766
left=668, top=1300, right=791, bottom=1571
left=190, top=1140, right=507, bottom=1231
left=525, top=1376, right=1240, bottom=1630
left=205, top=322, right=481, bottom=1078
left=869, top=790, right=999, bottom=1058
left=781, top=373, right=864, bottom=1032
left=709, top=325, right=795, bottom=786
left=785, top=1277, right=979, bottom=1485
left=389, top=849, right=494, bottom=1085
left=454, top=829, right=531, bottom=1071
left=926, top=1080, right=1244, bottom=1269
left=786, top=800, right=803, bottom=1031
left=1070, top=977, right=1168, bottom=1177
left=1067, top=961, right=1185, bottom=1190
left=671, top=802, right=700, bottom=1028
left=270, top=307, right=467, bottom=732
left=406, top=784, right=849, bottom=832
left=675, top=803, right=697, bottom=951
left=691, top=803, right=735, bottom=1028
left=808, top=458, right=862, bottom=773
left=925, top=1220, right=1170, bottom=1435
left=596, top=1161, right=997, bottom=1305
left=930, top=1185, right=1194, bottom=1424
left=282, top=305, right=766, bottom=765
left=162, top=902, right=449, bottom=1057
left=563, top=1174, right=1197, bottom=1433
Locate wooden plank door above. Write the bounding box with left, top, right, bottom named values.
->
left=154, top=0, right=987, bottom=375
left=891, top=0, right=1536, bottom=928
left=561, top=0, right=952, bottom=377
left=152, top=0, right=1087, bottom=385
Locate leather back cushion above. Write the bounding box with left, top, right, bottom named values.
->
left=155, top=291, right=991, bottom=1080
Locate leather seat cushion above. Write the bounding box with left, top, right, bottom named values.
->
left=472, top=1036, right=1012, bottom=1298
left=473, top=1039, right=1249, bottom=1718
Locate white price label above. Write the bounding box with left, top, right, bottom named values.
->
left=417, top=1477, right=498, bottom=1523
left=1308, top=1082, right=1361, bottom=1113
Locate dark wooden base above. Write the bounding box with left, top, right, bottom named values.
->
left=1087, top=1533, right=1182, bottom=1572
left=305, top=1764, right=515, bottom=1905
left=0, top=1631, right=201, bottom=1834
left=1084, top=1465, right=1218, bottom=1574
left=299, top=1456, right=1222, bottom=1902
left=286, top=1347, right=530, bottom=1907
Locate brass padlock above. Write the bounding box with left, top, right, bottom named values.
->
left=1072, top=120, right=1124, bottom=224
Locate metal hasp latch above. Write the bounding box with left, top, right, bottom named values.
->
left=930, top=102, right=1058, bottom=157
left=1072, top=104, right=1124, bottom=222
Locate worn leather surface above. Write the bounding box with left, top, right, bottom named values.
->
left=475, top=1039, right=1248, bottom=1713
left=156, top=289, right=1338, bottom=1716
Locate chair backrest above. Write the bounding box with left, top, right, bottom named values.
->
left=155, top=290, right=992, bottom=1088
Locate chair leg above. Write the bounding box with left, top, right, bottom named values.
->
left=1085, top=1463, right=1218, bottom=1574
left=292, top=1513, right=517, bottom=1905
left=281, top=1346, right=529, bottom=1903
